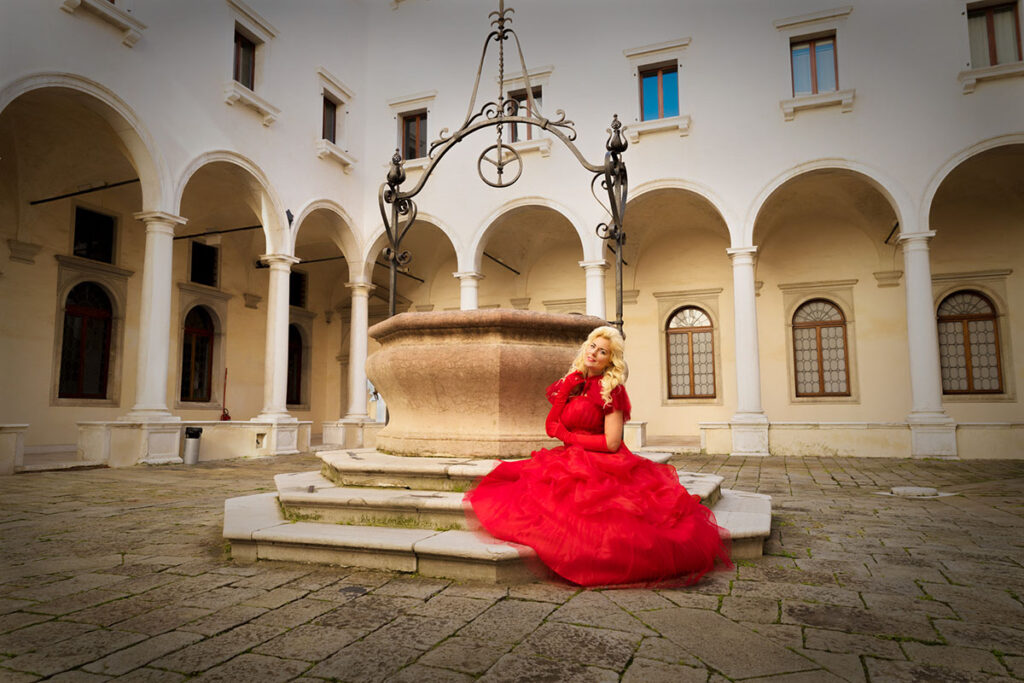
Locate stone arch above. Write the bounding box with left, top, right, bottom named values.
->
left=923, top=133, right=1024, bottom=225
left=629, top=178, right=737, bottom=239
left=0, top=71, right=170, bottom=213
left=744, top=158, right=913, bottom=247
left=173, top=150, right=287, bottom=254
left=359, top=211, right=461, bottom=285
left=291, top=198, right=361, bottom=280
left=469, top=197, right=589, bottom=272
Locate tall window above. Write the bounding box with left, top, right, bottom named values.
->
left=322, top=96, right=338, bottom=143
left=59, top=282, right=112, bottom=399
left=233, top=29, right=256, bottom=90
left=791, top=34, right=837, bottom=96
left=938, top=291, right=1003, bottom=394
left=181, top=307, right=214, bottom=402
left=793, top=299, right=849, bottom=397
left=287, top=324, right=303, bottom=406
left=73, top=207, right=115, bottom=264
left=640, top=63, right=679, bottom=121
left=666, top=307, right=715, bottom=399
left=289, top=271, right=308, bottom=308
left=401, top=110, right=427, bottom=160
left=189, top=242, right=218, bottom=287
left=968, top=3, right=1022, bottom=67
left=508, top=86, right=542, bottom=142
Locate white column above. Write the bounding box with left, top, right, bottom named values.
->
left=579, top=259, right=609, bottom=319
left=727, top=246, right=769, bottom=456
left=124, top=211, right=187, bottom=421
left=453, top=271, right=483, bottom=310
left=345, top=281, right=375, bottom=419
left=256, top=254, right=299, bottom=422
left=899, top=230, right=957, bottom=457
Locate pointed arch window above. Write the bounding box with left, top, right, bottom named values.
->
left=181, top=307, right=215, bottom=402
left=59, top=282, right=113, bottom=398
left=938, top=291, right=1003, bottom=394
left=793, top=299, right=850, bottom=397
left=666, top=306, right=715, bottom=399
left=286, top=324, right=303, bottom=406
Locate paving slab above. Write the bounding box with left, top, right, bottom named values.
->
left=1, top=454, right=1022, bottom=681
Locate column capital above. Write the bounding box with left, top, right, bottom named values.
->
left=897, top=230, right=936, bottom=247
left=134, top=211, right=187, bottom=234
left=578, top=259, right=610, bottom=271
left=453, top=271, right=484, bottom=281
left=346, top=281, right=376, bottom=296
left=727, top=246, right=758, bottom=264
left=260, top=253, right=300, bottom=269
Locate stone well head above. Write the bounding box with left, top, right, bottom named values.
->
left=366, top=309, right=606, bottom=458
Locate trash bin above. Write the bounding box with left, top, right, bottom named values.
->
left=183, top=427, right=203, bottom=465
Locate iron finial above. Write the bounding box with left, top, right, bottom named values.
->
left=387, top=149, right=406, bottom=188
left=606, top=114, right=628, bottom=154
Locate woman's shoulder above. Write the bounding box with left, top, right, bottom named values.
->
left=603, top=383, right=632, bottom=420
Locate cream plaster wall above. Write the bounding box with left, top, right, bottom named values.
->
left=1, top=0, right=1022, bottom=456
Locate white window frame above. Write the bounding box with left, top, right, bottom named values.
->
left=388, top=91, right=437, bottom=170
left=175, top=284, right=231, bottom=411
left=500, top=65, right=554, bottom=157
left=932, top=269, right=1016, bottom=402
left=316, top=67, right=357, bottom=172
left=623, top=38, right=692, bottom=143
left=223, top=0, right=280, bottom=126
left=653, top=289, right=724, bottom=407
left=779, top=279, right=860, bottom=404
left=60, top=0, right=146, bottom=48
left=774, top=6, right=856, bottom=120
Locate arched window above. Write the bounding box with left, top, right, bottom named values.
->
left=286, top=324, right=303, bottom=406
left=793, top=299, right=850, bottom=397
left=938, top=291, right=1003, bottom=394
left=181, top=307, right=214, bottom=402
left=59, top=282, right=112, bottom=398
left=666, top=307, right=715, bottom=399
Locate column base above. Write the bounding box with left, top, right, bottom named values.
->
left=730, top=414, right=770, bottom=457
left=907, top=413, right=958, bottom=458
left=79, top=421, right=183, bottom=467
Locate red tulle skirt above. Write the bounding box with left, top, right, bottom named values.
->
left=465, top=445, right=732, bottom=587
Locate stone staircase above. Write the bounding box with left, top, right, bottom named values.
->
left=223, top=448, right=772, bottom=583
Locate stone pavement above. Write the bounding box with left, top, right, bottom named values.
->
left=0, top=454, right=1022, bottom=682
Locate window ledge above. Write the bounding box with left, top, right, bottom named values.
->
left=54, top=254, right=134, bottom=279
left=60, top=0, right=146, bottom=47
left=316, top=139, right=357, bottom=173
left=178, top=281, right=232, bottom=302
left=780, top=88, right=855, bottom=121
left=626, top=115, right=692, bottom=143
left=958, top=61, right=1024, bottom=93
left=223, top=81, right=280, bottom=126
left=402, top=156, right=430, bottom=171
left=508, top=138, right=552, bottom=157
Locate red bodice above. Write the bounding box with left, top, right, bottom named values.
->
left=547, top=372, right=631, bottom=436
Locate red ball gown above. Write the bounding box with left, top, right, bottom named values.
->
left=465, top=372, right=732, bottom=587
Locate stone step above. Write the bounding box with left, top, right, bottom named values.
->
left=276, top=471, right=470, bottom=530
left=223, top=484, right=770, bottom=582
left=714, top=489, right=773, bottom=560
left=316, top=449, right=725, bottom=503
left=224, top=492, right=538, bottom=583
left=318, top=449, right=498, bottom=492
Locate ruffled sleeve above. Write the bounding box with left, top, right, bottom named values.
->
left=546, top=371, right=582, bottom=405
left=603, top=384, right=631, bottom=421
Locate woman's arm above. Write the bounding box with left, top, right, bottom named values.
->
left=556, top=409, right=623, bottom=452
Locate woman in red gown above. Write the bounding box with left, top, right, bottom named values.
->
left=465, top=326, right=732, bottom=587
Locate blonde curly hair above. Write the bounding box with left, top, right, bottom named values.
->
left=567, top=326, right=627, bottom=406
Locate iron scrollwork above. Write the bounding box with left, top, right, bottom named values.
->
left=377, top=0, right=631, bottom=330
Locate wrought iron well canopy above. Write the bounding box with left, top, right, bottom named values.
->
left=378, top=0, right=630, bottom=330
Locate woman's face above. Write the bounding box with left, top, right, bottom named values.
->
left=583, top=336, right=613, bottom=376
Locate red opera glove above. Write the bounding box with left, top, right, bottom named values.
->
left=563, top=431, right=610, bottom=451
